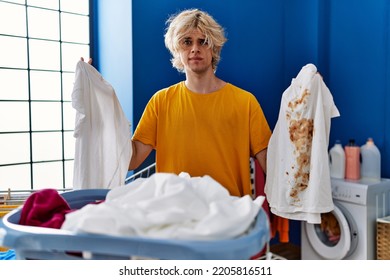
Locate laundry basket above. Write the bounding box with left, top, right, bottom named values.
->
left=377, top=216, right=390, bottom=260
left=0, top=189, right=270, bottom=260
left=0, top=162, right=271, bottom=260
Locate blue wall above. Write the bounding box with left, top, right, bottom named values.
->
left=324, top=1, right=390, bottom=175
left=92, top=0, right=133, bottom=122
left=94, top=0, right=390, bottom=245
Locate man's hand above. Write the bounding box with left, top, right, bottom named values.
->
left=80, top=57, right=93, bottom=64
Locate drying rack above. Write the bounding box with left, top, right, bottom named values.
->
left=0, top=188, right=72, bottom=206
left=0, top=189, right=27, bottom=252
left=0, top=189, right=30, bottom=206
left=125, top=163, right=156, bottom=184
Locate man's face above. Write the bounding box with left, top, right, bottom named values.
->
left=178, top=29, right=213, bottom=75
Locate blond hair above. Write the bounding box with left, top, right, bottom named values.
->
left=164, top=9, right=227, bottom=72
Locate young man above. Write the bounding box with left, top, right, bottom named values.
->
left=130, top=9, right=271, bottom=197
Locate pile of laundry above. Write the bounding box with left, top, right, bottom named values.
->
left=20, top=173, right=265, bottom=241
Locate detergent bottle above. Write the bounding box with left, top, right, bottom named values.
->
left=329, top=140, right=345, bottom=179
left=360, top=137, right=381, bottom=182
left=344, top=139, right=360, bottom=180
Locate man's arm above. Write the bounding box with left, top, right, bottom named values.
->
left=255, top=148, right=267, bottom=174
left=128, top=140, right=153, bottom=170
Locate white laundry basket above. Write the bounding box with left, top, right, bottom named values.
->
left=0, top=164, right=271, bottom=260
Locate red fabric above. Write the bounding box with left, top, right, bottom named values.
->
left=19, top=189, right=74, bottom=229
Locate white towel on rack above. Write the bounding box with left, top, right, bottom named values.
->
left=72, top=61, right=132, bottom=189
left=61, top=172, right=265, bottom=240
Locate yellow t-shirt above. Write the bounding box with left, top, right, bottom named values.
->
left=133, top=82, right=271, bottom=197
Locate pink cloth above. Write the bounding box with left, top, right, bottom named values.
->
left=19, top=189, right=73, bottom=229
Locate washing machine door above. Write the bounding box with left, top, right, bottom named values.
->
left=304, top=202, right=358, bottom=259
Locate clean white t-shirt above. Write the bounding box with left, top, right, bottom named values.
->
left=72, top=61, right=132, bottom=189
left=265, top=64, right=340, bottom=223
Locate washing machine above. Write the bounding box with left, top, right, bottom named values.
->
left=301, top=178, right=390, bottom=259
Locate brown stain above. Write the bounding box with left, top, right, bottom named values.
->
left=286, top=88, right=313, bottom=204
left=288, top=89, right=310, bottom=112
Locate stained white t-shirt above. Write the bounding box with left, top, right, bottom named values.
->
left=72, top=61, right=132, bottom=189
left=264, top=64, right=340, bottom=223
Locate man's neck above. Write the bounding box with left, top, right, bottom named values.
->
left=185, top=71, right=226, bottom=94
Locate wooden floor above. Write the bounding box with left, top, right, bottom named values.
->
left=269, top=243, right=301, bottom=260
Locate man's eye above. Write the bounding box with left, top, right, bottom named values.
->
left=182, top=39, right=192, bottom=45
left=200, top=39, right=208, bottom=46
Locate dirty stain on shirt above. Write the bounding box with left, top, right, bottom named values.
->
left=286, top=89, right=314, bottom=205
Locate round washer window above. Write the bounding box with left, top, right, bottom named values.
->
left=304, top=203, right=356, bottom=259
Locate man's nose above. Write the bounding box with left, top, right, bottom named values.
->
left=191, top=42, right=201, bottom=53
